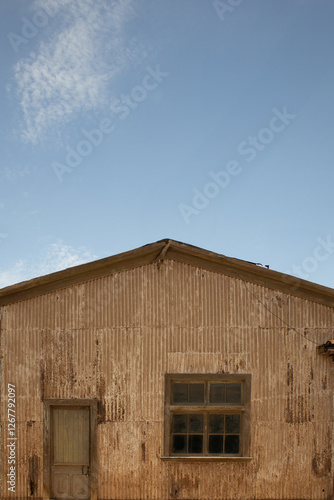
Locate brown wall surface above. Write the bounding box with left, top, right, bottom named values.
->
left=1, top=259, right=333, bottom=499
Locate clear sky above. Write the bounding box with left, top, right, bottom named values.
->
left=1, top=0, right=334, bottom=289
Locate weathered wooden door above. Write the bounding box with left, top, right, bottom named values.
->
left=51, top=406, right=91, bottom=500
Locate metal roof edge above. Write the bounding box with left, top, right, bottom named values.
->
left=165, top=240, right=334, bottom=308
left=0, top=240, right=166, bottom=305
left=0, top=238, right=334, bottom=307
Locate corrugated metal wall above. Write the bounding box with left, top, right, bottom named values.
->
left=1, top=259, right=333, bottom=499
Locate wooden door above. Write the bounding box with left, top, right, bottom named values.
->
left=51, top=406, right=91, bottom=500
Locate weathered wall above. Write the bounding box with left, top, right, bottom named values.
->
left=1, top=259, right=333, bottom=499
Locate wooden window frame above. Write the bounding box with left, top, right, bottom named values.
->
left=43, top=399, right=98, bottom=500
left=162, top=374, right=252, bottom=462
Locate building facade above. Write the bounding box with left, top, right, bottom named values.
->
left=0, top=239, right=333, bottom=499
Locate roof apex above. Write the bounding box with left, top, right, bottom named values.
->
left=0, top=238, right=334, bottom=307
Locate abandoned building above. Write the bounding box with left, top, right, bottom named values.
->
left=0, top=238, right=333, bottom=499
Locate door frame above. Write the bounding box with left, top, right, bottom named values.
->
left=43, top=399, right=97, bottom=500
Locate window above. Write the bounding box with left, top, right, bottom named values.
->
left=164, top=374, right=251, bottom=460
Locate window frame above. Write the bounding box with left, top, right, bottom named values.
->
left=163, top=374, right=251, bottom=461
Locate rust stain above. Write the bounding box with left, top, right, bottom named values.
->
left=40, top=359, right=45, bottom=401
left=141, top=442, right=146, bottom=462
left=308, top=368, right=313, bottom=394
left=312, top=451, right=331, bottom=478
left=296, top=394, right=312, bottom=424
left=286, top=363, right=294, bottom=423
left=286, top=362, right=314, bottom=424
left=43, top=330, right=77, bottom=391
left=29, top=455, right=39, bottom=496
left=61, top=330, right=76, bottom=389
left=275, top=295, right=285, bottom=308
left=97, top=376, right=106, bottom=424
left=287, top=363, right=293, bottom=386
left=322, top=374, right=328, bottom=390
left=170, top=477, right=179, bottom=499
left=170, top=473, right=199, bottom=498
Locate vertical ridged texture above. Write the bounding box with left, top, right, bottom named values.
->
left=0, top=259, right=333, bottom=499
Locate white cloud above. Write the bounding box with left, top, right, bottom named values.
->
left=0, top=260, right=26, bottom=289
left=0, top=242, right=98, bottom=288
left=13, top=0, right=139, bottom=144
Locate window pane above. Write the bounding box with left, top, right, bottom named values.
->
left=53, top=408, right=90, bottom=464
left=209, top=414, right=224, bottom=433
left=209, top=435, right=224, bottom=453
left=189, top=414, right=203, bottom=433
left=173, top=383, right=188, bottom=403
left=189, top=383, right=204, bottom=403
left=225, top=414, right=240, bottom=434
left=168, top=377, right=248, bottom=457
left=172, top=414, right=187, bottom=433
left=188, top=435, right=203, bottom=454
left=225, top=435, right=239, bottom=454
left=210, top=383, right=226, bottom=403
left=173, top=435, right=187, bottom=453
left=226, top=383, right=241, bottom=404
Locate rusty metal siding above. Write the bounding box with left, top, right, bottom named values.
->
left=1, top=259, right=334, bottom=499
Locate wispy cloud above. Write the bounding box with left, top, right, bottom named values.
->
left=1, top=163, right=38, bottom=181
left=0, top=242, right=98, bottom=288
left=12, top=0, right=140, bottom=144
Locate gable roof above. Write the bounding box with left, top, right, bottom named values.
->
left=0, top=238, right=334, bottom=307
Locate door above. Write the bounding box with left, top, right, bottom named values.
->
left=51, top=406, right=91, bottom=500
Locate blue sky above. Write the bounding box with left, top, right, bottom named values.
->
left=1, top=0, right=334, bottom=289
